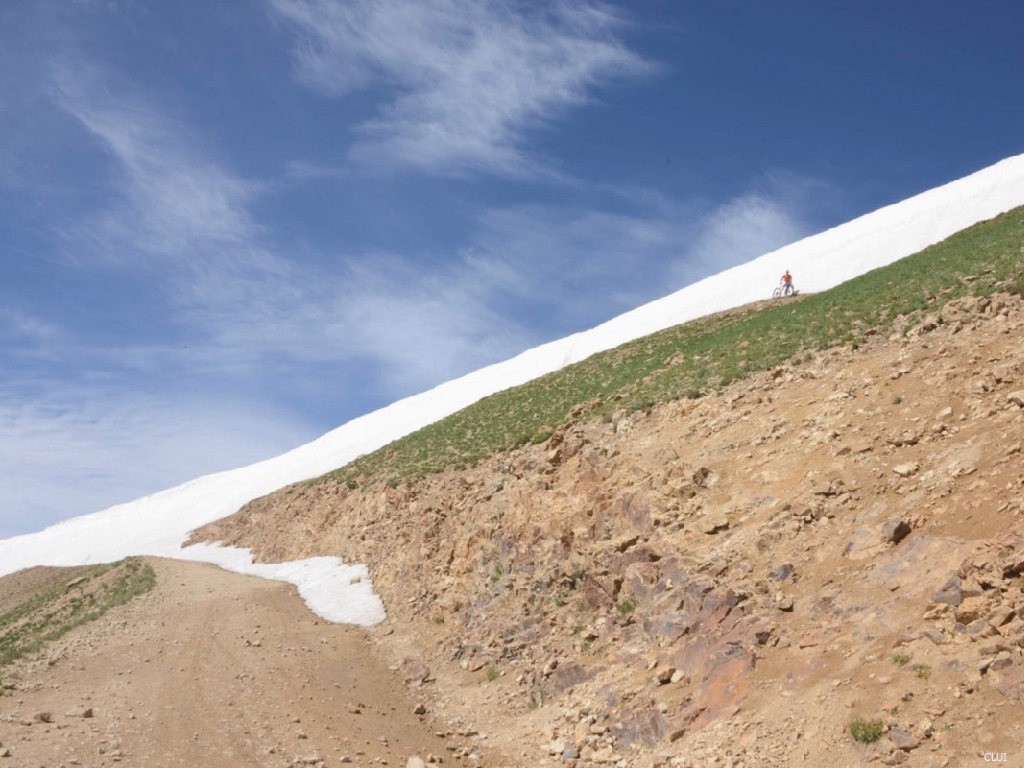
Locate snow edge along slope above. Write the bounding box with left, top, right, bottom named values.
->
left=2, top=153, right=1024, bottom=625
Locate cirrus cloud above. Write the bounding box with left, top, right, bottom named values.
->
left=269, top=0, right=654, bottom=176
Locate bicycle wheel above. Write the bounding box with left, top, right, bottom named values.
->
left=772, top=286, right=783, bottom=299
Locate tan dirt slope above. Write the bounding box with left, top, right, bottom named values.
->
left=3, top=291, right=1024, bottom=768
left=194, top=292, right=1024, bottom=767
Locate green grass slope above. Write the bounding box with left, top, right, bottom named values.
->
left=0, top=558, right=155, bottom=674
left=325, top=205, right=1024, bottom=490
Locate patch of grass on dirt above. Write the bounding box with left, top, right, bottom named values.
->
left=0, top=558, right=156, bottom=669
left=314, top=205, right=1024, bottom=490
left=849, top=716, right=885, bottom=744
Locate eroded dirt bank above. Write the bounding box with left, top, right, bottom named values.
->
left=193, top=293, right=1024, bottom=767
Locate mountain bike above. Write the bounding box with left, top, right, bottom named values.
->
left=772, top=281, right=798, bottom=299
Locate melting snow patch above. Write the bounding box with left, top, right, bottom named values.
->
left=179, top=543, right=386, bottom=626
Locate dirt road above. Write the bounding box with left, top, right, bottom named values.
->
left=0, top=558, right=476, bottom=768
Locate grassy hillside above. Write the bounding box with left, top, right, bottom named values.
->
left=326, top=205, right=1024, bottom=489
left=0, top=558, right=155, bottom=673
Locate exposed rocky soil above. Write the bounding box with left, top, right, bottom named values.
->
left=195, top=292, right=1024, bottom=767
left=4, top=291, right=1024, bottom=767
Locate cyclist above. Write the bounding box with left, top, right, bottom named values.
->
left=780, top=270, right=794, bottom=296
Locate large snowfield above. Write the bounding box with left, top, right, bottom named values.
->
left=3, top=153, right=1024, bottom=626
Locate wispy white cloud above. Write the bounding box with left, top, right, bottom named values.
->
left=326, top=254, right=533, bottom=391
left=269, top=0, right=652, bottom=176
left=668, top=174, right=833, bottom=287
left=0, top=387, right=315, bottom=536
left=47, top=64, right=532, bottom=396
left=470, top=205, right=688, bottom=322
left=53, top=64, right=264, bottom=266
left=670, top=194, right=806, bottom=284
left=0, top=308, right=63, bottom=345
left=43, top=57, right=824, bottom=441
left=48, top=62, right=825, bottom=391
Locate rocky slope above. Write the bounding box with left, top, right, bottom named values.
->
left=190, top=291, right=1024, bottom=767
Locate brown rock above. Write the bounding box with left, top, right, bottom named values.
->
left=888, top=728, right=920, bottom=751
left=701, top=515, right=729, bottom=535
left=881, top=519, right=912, bottom=544
left=990, top=662, right=1024, bottom=700
left=955, top=596, right=990, bottom=625
left=400, top=658, right=432, bottom=685
left=933, top=575, right=962, bottom=607
left=892, top=463, right=919, bottom=478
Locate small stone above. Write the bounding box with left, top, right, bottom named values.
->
left=933, top=575, right=962, bottom=607
left=701, top=516, right=729, bottom=535
left=546, top=739, right=567, bottom=756
left=881, top=519, right=912, bottom=544
left=923, top=628, right=947, bottom=645
left=888, top=728, right=920, bottom=751
left=769, top=563, right=794, bottom=581
left=955, top=596, right=989, bottom=625
left=892, top=463, right=919, bottom=478
left=407, top=758, right=427, bottom=768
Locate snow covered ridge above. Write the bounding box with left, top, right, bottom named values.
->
left=3, top=153, right=1024, bottom=626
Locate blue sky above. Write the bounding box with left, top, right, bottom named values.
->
left=2, top=0, right=1023, bottom=537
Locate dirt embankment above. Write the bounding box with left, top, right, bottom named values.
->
left=194, top=292, right=1024, bottom=767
